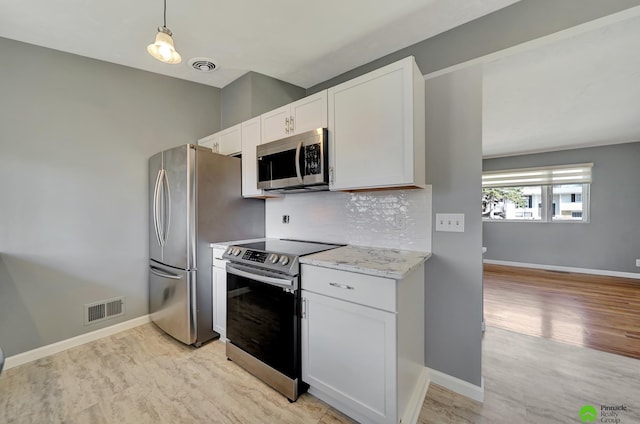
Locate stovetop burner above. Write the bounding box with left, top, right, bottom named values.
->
left=222, top=238, right=342, bottom=276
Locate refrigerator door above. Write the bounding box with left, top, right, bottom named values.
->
left=162, top=145, right=194, bottom=270
left=149, top=260, right=196, bottom=345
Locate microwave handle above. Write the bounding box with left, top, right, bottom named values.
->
left=295, top=141, right=304, bottom=184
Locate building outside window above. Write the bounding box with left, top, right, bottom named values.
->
left=482, top=164, right=592, bottom=223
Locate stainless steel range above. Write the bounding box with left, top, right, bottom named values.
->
left=222, top=239, right=340, bottom=401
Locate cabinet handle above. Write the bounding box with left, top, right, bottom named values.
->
left=285, top=117, right=290, bottom=134
left=301, top=298, right=307, bottom=319
left=289, top=116, right=294, bottom=132
left=329, top=282, right=354, bottom=290
left=329, top=166, right=334, bottom=185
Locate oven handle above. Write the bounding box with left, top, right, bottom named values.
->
left=226, top=263, right=295, bottom=289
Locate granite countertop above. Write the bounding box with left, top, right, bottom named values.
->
left=300, top=245, right=431, bottom=280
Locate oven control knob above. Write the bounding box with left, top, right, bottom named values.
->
left=278, top=255, right=290, bottom=266
left=232, top=248, right=241, bottom=256
left=268, top=253, right=279, bottom=263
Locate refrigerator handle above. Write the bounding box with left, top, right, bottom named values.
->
left=149, top=265, right=183, bottom=280
left=160, top=169, right=171, bottom=247
left=153, top=169, right=163, bottom=248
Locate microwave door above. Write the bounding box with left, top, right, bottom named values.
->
left=257, top=147, right=300, bottom=190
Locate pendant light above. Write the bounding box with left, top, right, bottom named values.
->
left=147, top=0, right=182, bottom=64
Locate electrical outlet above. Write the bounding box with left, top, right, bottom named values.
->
left=435, top=213, right=465, bottom=232
left=636, top=259, right=640, bottom=267
left=282, top=215, right=290, bottom=224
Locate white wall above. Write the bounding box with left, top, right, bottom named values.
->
left=265, top=187, right=432, bottom=252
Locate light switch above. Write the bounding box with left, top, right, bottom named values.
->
left=435, top=213, right=465, bottom=232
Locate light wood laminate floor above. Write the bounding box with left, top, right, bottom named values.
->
left=2, top=323, right=640, bottom=423
left=484, top=264, right=640, bottom=360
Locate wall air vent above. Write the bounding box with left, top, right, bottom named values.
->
left=84, top=296, right=125, bottom=325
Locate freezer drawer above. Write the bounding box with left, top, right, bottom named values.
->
left=149, top=260, right=196, bottom=345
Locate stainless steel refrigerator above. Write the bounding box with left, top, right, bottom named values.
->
left=148, top=144, right=264, bottom=346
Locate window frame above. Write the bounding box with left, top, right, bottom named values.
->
left=482, top=164, right=592, bottom=224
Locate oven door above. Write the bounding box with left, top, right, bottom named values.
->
left=226, top=263, right=300, bottom=379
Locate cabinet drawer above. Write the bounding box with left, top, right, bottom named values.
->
left=301, top=265, right=396, bottom=312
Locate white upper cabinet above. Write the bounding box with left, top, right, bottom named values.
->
left=261, top=90, right=328, bottom=144
left=198, top=123, right=242, bottom=156
left=240, top=116, right=280, bottom=198
left=328, top=56, right=425, bottom=191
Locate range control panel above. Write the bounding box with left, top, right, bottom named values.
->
left=223, top=246, right=297, bottom=275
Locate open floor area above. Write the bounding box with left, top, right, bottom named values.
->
left=2, top=323, right=639, bottom=423
left=484, top=264, right=640, bottom=360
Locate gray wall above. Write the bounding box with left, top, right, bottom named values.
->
left=221, top=71, right=305, bottom=128
left=425, top=68, right=484, bottom=386
left=0, top=37, right=221, bottom=356
left=312, top=56, right=486, bottom=389
left=307, top=0, right=640, bottom=94
left=483, top=142, right=640, bottom=274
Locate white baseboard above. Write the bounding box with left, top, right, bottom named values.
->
left=483, top=259, right=640, bottom=280
left=5, top=315, right=151, bottom=370
left=426, top=368, right=484, bottom=403
left=402, top=368, right=431, bottom=424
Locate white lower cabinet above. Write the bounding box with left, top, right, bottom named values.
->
left=302, top=290, right=397, bottom=422
left=212, top=247, right=228, bottom=340
left=301, top=264, right=427, bottom=424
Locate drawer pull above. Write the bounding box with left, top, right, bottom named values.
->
left=329, top=282, right=354, bottom=290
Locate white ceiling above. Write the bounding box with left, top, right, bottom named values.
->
left=0, top=0, right=518, bottom=89
left=2, top=0, right=638, bottom=158
left=483, top=11, right=640, bottom=157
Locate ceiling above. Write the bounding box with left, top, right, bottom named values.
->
left=483, top=10, right=640, bottom=157
left=0, top=0, right=518, bottom=89
left=2, top=0, right=638, bottom=158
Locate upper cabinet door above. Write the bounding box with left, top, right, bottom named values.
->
left=290, top=90, right=328, bottom=135
left=197, top=132, right=219, bottom=151
left=240, top=116, right=263, bottom=198
left=328, top=57, right=425, bottom=191
left=261, top=105, right=291, bottom=144
left=216, top=124, right=242, bottom=156
left=261, top=90, right=328, bottom=144
left=197, top=124, right=241, bottom=156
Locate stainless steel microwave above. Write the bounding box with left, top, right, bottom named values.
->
left=257, top=128, right=328, bottom=192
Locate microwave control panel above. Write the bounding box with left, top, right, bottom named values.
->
left=304, top=144, right=322, bottom=175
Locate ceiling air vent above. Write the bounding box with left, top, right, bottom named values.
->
left=84, top=296, right=125, bottom=325
left=189, top=57, right=217, bottom=72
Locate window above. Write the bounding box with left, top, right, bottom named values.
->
left=482, top=164, right=592, bottom=223
left=551, top=184, right=588, bottom=221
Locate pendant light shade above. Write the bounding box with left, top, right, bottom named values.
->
left=147, top=0, right=181, bottom=64
left=147, top=26, right=181, bottom=64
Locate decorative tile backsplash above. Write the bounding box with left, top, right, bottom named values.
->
left=265, top=186, right=432, bottom=252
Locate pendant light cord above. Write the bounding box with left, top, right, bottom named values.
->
left=163, top=0, right=167, bottom=28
